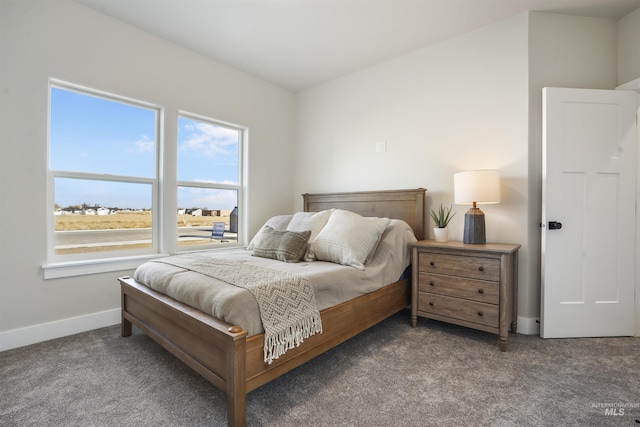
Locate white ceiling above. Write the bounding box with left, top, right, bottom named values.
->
left=77, top=0, right=640, bottom=92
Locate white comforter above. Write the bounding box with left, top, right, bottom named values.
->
left=133, top=219, right=416, bottom=336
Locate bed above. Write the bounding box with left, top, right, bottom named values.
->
left=119, top=188, right=426, bottom=426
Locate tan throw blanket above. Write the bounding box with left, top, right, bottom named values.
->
left=153, top=254, right=323, bottom=364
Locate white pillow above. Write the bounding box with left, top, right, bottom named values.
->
left=247, top=214, right=294, bottom=250
left=286, top=209, right=333, bottom=260
left=308, top=209, right=390, bottom=270
left=286, top=210, right=332, bottom=238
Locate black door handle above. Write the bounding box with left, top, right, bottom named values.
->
left=548, top=221, right=562, bottom=230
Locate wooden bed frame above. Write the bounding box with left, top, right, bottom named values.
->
left=119, top=188, right=426, bottom=426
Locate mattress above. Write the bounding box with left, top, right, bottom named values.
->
left=133, top=219, right=416, bottom=336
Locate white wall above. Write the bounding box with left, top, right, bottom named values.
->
left=295, top=15, right=532, bottom=321
left=618, top=8, right=640, bottom=85
left=527, top=12, right=619, bottom=324
left=0, top=0, right=296, bottom=349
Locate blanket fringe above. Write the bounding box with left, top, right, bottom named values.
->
left=264, top=315, right=323, bottom=364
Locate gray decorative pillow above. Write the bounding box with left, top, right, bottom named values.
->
left=251, top=227, right=312, bottom=263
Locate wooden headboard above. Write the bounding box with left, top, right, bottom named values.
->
left=302, top=188, right=427, bottom=240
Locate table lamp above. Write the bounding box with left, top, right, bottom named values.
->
left=454, top=170, right=500, bottom=244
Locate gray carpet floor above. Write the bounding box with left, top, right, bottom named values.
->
left=1, top=310, right=639, bottom=426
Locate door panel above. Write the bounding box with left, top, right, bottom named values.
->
left=541, top=87, right=637, bottom=338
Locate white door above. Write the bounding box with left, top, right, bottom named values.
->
left=541, top=87, right=637, bottom=338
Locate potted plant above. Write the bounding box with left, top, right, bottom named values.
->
left=430, top=204, right=456, bottom=242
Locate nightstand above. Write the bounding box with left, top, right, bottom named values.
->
left=410, top=240, right=520, bottom=351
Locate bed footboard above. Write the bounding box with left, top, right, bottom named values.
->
left=120, top=275, right=410, bottom=427
left=120, top=276, right=248, bottom=427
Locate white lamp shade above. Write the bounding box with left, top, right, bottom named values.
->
left=454, top=170, right=501, bottom=205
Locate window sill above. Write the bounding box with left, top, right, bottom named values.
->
left=42, top=254, right=168, bottom=279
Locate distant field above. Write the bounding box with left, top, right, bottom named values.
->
left=55, top=213, right=229, bottom=231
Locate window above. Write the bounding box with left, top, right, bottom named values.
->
left=177, top=113, right=241, bottom=249
left=48, top=81, right=160, bottom=261
left=45, top=80, right=246, bottom=278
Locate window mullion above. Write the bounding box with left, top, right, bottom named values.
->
left=52, top=170, right=155, bottom=185
left=176, top=180, right=240, bottom=191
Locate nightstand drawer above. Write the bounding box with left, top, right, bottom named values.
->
left=418, top=272, right=499, bottom=304
left=418, top=293, right=499, bottom=328
left=419, top=252, right=499, bottom=281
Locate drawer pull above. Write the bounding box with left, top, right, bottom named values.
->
left=429, top=281, right=435, bottom=287
left=478, top=289, right=484, bottom=294
left=429, top=302, right=434, bottom=307
left=429, top=261, right=435, bottom=266
left=478, top=266, right=484, bottom=272
left=477, top=311, right=483, bottom=317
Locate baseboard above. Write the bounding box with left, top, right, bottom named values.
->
left=0, top=310, right=540, bottom=352
left=516, top=316, right=540, bottom=335
left=0, top=308, right=121, bottom=352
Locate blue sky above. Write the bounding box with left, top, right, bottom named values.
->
left=50, top=87, right=239, bottom=210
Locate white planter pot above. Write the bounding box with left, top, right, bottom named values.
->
left=433, top=227, right=449, bottom=243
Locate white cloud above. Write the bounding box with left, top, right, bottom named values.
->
left=134, top=135, right=154, bottom=153
left=180, top=121, right=238, bottom=156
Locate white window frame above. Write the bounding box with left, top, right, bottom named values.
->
left=176, top=111, right=245, bottom=252
left=43, top=80, right=163, bottom=278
